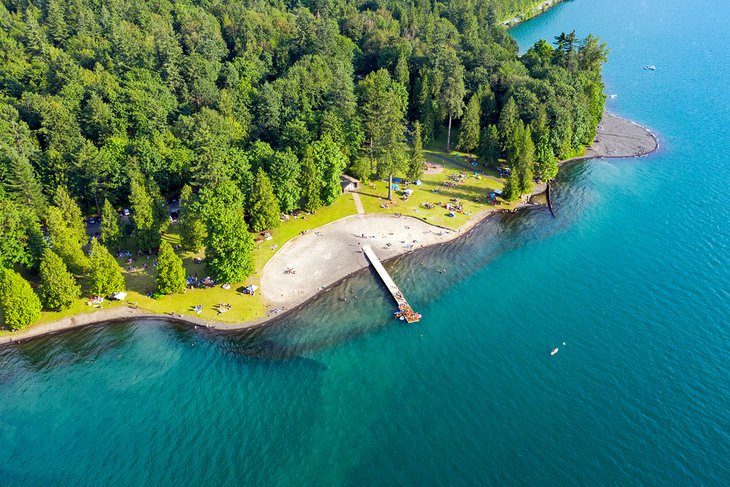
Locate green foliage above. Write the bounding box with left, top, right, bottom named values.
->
left=88, top=239, right=125, bottom=296
left=457, top=94, right=481, bottom=153
left=129, top=173, right=167, bottom=252
left=179, top=184, right=206, bottom=252
left=0, top=268, right=41, bottom=330
left=498, top=97, right=520, bottom=152
left=358, top=69, right=408, bottom=179
left=301, top=148, right=323, bottom=213
left=53, top=186, right=86, bottom=245
left=0, top=0, right=607, bottom=286
left=407, top=121, right=425, bottom=181
left=46, top=206, right=88, bottom=274
left=437, top=48, right=466, bottom=151
left=156, top=241, right=186, bottom=295
left=312, top=136, right=347, bottom=205
left=38, top=248, right=80, bottom=311
left=0, top=200, right=39, bottom=269
left=502, top=172, right=521, bottom=202
left=508, top=122, right=536, bottom=195
left=478, top=124, right=501, bottom=167
left=100, top=199, right=121, bottom=250
left=249, top=168, right=281, bottom=232
left=270, top=149, right=301, bottom=214
left=536, top=132, right=558, bottom=181
left=204, top=207, right=254, bottom=283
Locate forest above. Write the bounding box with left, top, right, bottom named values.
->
left=0, top=0, right=607, bottom=328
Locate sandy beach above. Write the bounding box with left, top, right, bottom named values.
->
left=570, top=112, right=658, bottom=162
left=0, top=113, right=657, bottom=346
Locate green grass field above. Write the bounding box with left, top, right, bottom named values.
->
left=357, top=143, right=513, bottom=229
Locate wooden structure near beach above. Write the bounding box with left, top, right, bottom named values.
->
left=361, top=245, right=421, bottom=324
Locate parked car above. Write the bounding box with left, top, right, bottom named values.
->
left=122, top=208, right=130, bottom=216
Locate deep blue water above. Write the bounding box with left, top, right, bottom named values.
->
left=2, top=0, right=730, bottom=484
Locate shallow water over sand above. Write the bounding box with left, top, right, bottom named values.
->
left=2, top=0, right=730, bottom=484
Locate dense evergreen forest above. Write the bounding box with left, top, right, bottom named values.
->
left=0, top=0, right=607, bottom=327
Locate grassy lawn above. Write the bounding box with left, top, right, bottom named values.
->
left=357, top=148, right=513, bottom=230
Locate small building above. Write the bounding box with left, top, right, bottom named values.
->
left=340, top=174, right=360, bottom=192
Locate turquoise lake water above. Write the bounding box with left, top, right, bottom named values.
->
left=2, top=0, right=729, bottom=484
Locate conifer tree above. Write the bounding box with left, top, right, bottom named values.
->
left=358, top=69, right=408, bottom=200
left=312, top=136, right=347, bottom=205
left=535, top=132, right=558, bottom=181
left=478, top=124, right=501, bottom=167
left=440, top=56, right=466, bottom=152
left=249, top=167, right=281, bottom=232
left=394, top=52, right=410, bottom=86
left=415, top=72, right=436, bottom=144
left=53, top=185, right=86, bottom=245
left=0, top=268, right=41, bottom=330
left=498, top=97, right=520, bottom=151
left=179, top=184, right=206, bottom=252
left=38, top=248, right=80, bottom=311
left=46, top=206, right=89, bottom=274
left=457, top=94, right=481, bottom=154
left=205, top=207, right=254, bottom=282
left=100, top=199, right=121, bottom=250
left=7, top=156, right=46, bottom=217
left=0, top=201, right=39, bottom=269
left=88, top=239, right=125, bottom=296
left=502, top=172, right=521, bottom=202
left=129, top=174, right=166, bottom=252
left=269, top=149, right=301, bottom=214
left=407, top=121, right=425, bottom=181
left=300, top=148, right=323, bottom=213
left=517, top=125, right=536, bottom=194
left=156, top=241, right=186, bottom=294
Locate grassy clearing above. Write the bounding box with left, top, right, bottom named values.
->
left=357, top=145, right=514, bottom=229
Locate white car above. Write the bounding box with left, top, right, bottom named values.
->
left=122, top=208, right=130, bottom=216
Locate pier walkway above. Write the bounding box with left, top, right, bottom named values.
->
left=361, top=245, right=421, bottom=323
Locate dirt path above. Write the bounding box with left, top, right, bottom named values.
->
left=351, top=192, right=365, bottom=215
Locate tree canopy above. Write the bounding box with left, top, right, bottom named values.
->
left=156, top=241, right=186, bottom=295
left=38, top=248, right=81, bottom=311
left=88, top=239, right=125, bottom=296
left=0, top=0, right=608, bottom=314
left=0, top=268, right=42, bottom=330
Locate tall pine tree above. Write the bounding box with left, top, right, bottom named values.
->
left=300, top=148, right=323, bottom=213
left=407, top=121, right=425, bottom=181
left=88, top=239, right=125, bottom=296
left=38, top=248, right=80, bottom=311
left=46, top=206, right=89, bottom=274
left=179, top=184, right=206, bottom=252
left=100, top=199, right=121, bottom=250
left=156, top=241, right=186, bottom=294
left=249, top=168, right=280, bottom=232
left=457, top=94, right=481, bottom=154
left=0, top=268, right=41, bottom=330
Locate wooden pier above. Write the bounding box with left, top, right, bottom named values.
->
left=361, top=245, right=421, bottom=323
